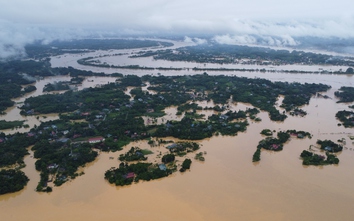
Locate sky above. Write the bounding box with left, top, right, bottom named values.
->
left=1, top=0, right=354, bottom=59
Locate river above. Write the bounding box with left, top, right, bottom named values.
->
left=1, top=40, right=354, bottom=220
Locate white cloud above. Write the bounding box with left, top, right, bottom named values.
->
left=0, top=0, right=353, bottom=59
left=213, top=35, right=257, bottom=45
left=184, top=36, right=207, bottom=44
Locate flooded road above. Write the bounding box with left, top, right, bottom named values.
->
left=1, top=40, right=354, bottom=220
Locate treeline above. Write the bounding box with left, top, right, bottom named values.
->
left=336, top=110, right=354, bottom=128
left=43, top=82, right=70, bottom=92
left=33, top=140, right=98, bottom=191
left=153, top=116, right=248, bottom=140
left=0, top=169, right=29, bottom=195
left=105, top=162, right=173, bottom=186
left=0, top=120, right=25, bottom=130
left=21, top=83, right=130, bottom=114
left=300, top=150, right=339, bottom=165
left=135, top=44, right=354, bottom=66
left=253, top=130, right=312, bottom=162
left=25, top=39, right=173, bottom=59
left=335, top=86, right=354, bottom=103
left=0, top=132, right=37, bottom=167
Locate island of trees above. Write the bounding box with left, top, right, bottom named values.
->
left=0, top=169, right=29, bottom=194
left=253, top=129, right=312, bottom=162
left=105, top=142, right=198, bottom=186
left=130, top=44, right=354, bottom=69
left=299, top=139, right=342, bottom=166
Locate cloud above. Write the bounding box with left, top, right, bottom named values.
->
left=184, top=36, right=207, bottom=44
left=0, top=20, right=101, bottom=60
left=212, top=34, right=299, bottom=47
left=213, top=35, right=257, bottom=45
left=0, top=0, right=353, bottom=59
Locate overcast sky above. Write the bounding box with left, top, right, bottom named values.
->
left=1, top=0, right=354, bottom=58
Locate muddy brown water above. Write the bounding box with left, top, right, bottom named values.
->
left=1, top=43, right=354, bottom=220
left=1, top=86, right=354, bottom=220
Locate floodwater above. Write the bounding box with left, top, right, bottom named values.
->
left=50, top=39, right=351, bottom=76
left=1, top=41, right=354, bottom=220
left=0, top=76, right=117, bottom=134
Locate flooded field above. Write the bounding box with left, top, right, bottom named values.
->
left=1, top=41, right=354, bottom=220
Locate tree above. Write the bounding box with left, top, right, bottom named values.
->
left=252, top=148, right=261, bottom=162
left=346, top=67, right=354, bottom=73
left=162, top=154, right=175, bottom=163
left=180, top=159, right=192, bottom=172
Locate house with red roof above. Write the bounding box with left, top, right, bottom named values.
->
left=123, top=172, right=135, bottom=179
left=88, top=136, right=105, bottom=144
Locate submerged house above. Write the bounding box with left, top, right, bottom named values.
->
left=88, top=136, right=105, bottom=144
left=123, top=172, right=135, bottom=179
left=159, top=164, right=167, bottom=171
left=324, top=146, right=333, bottom=151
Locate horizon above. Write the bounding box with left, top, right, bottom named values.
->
left=1, top=0, right=354, bottom=59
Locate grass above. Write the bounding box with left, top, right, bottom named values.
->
left=145, top=111, right=166, bottom=118
left=0, top=120, right=25, bottom=130
left=141, top=149, right=154, bottom=155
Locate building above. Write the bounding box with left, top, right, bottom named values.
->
left=88, top=136, right=105, bottom=144
left=159, top=164, right=167, bottom=171
left=123, top=172, right=135, bottom=179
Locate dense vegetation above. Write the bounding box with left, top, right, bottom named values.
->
left=300, top=150, right=339, bottom=165
left=335, top=86, right=354, bottom=103
left=316, top=140, right=343, bottom=152
left=257, top=131, right=291, bottom=151
left=253, top=130, right=312, bottom=162
left=252, top=148, right=261, bottom=162
left=0, top=120, right=25, bottom=130
left=118, top=147, right=148, bottom=162
left=0, top=132, right=36, bottom=167
left=0, top=59, right=111, bottom=113
left=335, top=110, right=354, bottom=128
left=43, top=82, right=70, bottom=92
left=260, top=129, right=273, bottom=136
left=180, top=159, right=192, bottom=172
left=0, top=169, right=29, bottom=195
left=20, top=73, right=330, bottom=125
left=32, top=139, right=98, bottom=191
left=21, top=82, right=130, bottom=114
left=133, top=44, right=354, bottom=67
left=25, top=39, right=173, bottom=59
left=104, top=162, right=173, bottom=186
left=0, top=61, right=39, bottom=113
left=0, top=38, right=175, bottom=112
left=286, top=130, right=312, bottom=139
